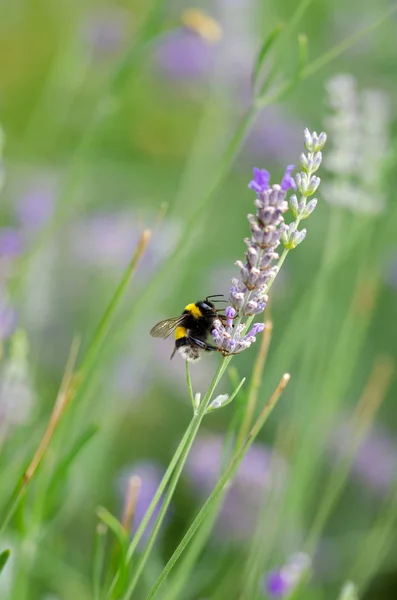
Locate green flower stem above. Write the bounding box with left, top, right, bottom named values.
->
left=125, top=418, right=195, bottom=564
left=144, top=374, right=290, bottom=600
left=105, top=419, right=196, bottom=598
left=185, top=361, right=195, bottom=413
left=122, top=356, right=232, bottom=599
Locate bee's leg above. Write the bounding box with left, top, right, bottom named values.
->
left=189, top=337, right=219, bottom=353
left=170, top=346, right=177, bottom=360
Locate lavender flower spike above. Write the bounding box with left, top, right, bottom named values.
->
left=212, top=129, right=326, bottom=357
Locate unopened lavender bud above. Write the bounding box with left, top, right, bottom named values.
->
left=295, top=172, right=309, bottom=194
left=280, top=223, right=289, bottom=245
left=298, top=199, right=306, bottom=212
left=306, top=175, right=320, bottom=195
left=286, top=228, right=306, bottom=249
left=225, top=306, right=235, bottom=327
left=300, top=153, right=309, bottom=171
left=244, top=300, right=258, bottom=314
left=229, top=290, right=245, bottom=310
left=246, top=245, right=258, bottom=265
left=312, top=151, right=323, bottom=171
left=303, top=127, right=314, bottom=151
left=301, top=198, right=317, bottom=219
left=289, top=194, right=299, bottom=217
left=314, top=131, right=327, bottom=151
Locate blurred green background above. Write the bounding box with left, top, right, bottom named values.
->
left=0, top=0, right=397, bottom=599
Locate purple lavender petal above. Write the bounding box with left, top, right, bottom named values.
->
left=248, top=167, right=271, bottom=194
left=280, top=164, right=296, bottom=191
left=265, top=570, right=290, bottom=598
left=248, top=322, right=265, bottom=337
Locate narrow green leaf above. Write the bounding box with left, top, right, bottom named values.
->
left=93, top=524, right=107, bottom=600
left=46, top=424, right=99, bottom=515
left=96, top=507, right=128, bottom=557
left=0, top=549, right=10, bottom=575
left=206, top=377, right=246, bottom=413
left=251, top=23, right=285, bottom=93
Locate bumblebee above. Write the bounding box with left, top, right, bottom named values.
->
left=150, top=295, right=227, bottom=362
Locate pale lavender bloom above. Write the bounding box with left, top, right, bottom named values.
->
left=263, top=553, right=311, bottom=598
left=186, top=433, right=288, bottom=540
left=323, top=74, right=389, bottom=215
left=117, top=461, right=165, bottom=544
left=330, top=421, right=397, bottom=495
left=154, top=29, right=216, bottom=81
left=0, top=229, right=23, bottom=258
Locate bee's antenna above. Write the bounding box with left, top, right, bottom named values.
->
left=206, top=294, right=227, bottom=303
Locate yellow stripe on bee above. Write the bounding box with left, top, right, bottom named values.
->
left=175, top=326, right=187, bottom=340
left=185, top=303, right=202, bottom=319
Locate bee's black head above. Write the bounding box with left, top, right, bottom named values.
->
left=197, top=300, right=216, bottom=315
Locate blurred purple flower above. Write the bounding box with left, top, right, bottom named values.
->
left=81, top=8, right=129, bottom=57
left=16, top=182, right=55, bottom=231
left=0, top=229, right=23, bottom=258
left=329, top=420, right=397, bottom=496
left=186, top=433, right=288, bottom=540
left=265, top=571, right=290, bottom=597
left=263, top=553, right=311, bottom=598
left=242, top=108, right=303, bottom=165
left=154, top=29, right=216, bottom=80
left=117, top=461, right=165, bottom=544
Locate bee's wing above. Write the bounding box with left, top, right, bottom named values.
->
left=150, top=315, right=186, bottom=339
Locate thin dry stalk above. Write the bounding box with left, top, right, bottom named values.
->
left=237, top=320, right=273, bottom=449
left=24, top=337, right=81, bottom=484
